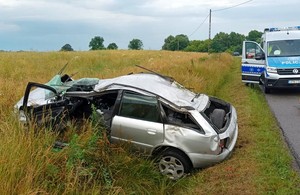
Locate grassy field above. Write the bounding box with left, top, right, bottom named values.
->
left=0, top=50, right=299, bottom=194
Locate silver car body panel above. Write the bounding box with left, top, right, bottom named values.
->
left=110, top=100, right=238, bottom=169
left=111, top=116, right=164, bottom=151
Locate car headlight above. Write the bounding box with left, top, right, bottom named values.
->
left=18, top=110, right=28, bottom=123
left=266, top=67, right=277, bottom=73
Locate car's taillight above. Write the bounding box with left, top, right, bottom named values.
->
left=219, top=139, right=226, bottom=149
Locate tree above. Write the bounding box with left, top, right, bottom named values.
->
left=185, top=40, right=211, bottom=52
left=175, top=34, right=189, bottom=50
left=128, top=39, right=143, bottom=50
left=162, top=34, right=189, bottom=51
left=246, top=30, right=263, bottom=43
left=89, top=36, right=105, bottom=50
left=107, top=43, right=118, bottom=50
left=162, top=35, right=176, bottom=50
left=228, top=32, right=245, bottom=53
left=60, top=44, right=74, bottom=51
left=210, top=32, right=230, bottom=52
left=210, top=32, right=245, bottom=53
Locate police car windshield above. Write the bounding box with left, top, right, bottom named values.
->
left=268, top=40, right=300, bottom=57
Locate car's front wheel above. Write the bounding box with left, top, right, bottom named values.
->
left=261, top=75, right=271, bottom=94
left=263, top=81, right=271, bottom=94
left=158, top=149, right=192, bottom=180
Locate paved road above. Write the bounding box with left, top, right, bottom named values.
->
left=264, top=88, right=300, bottom=168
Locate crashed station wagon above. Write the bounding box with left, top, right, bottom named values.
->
left=15, top=70, right=238, bottom=180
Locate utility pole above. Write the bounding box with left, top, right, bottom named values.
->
left=209, top=9, right=211, bottom=40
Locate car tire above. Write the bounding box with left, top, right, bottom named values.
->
left=264, top=85, right=270, bottom=94
left=262, top=76, right=271, bottom=94
left=158, top=149, right=191, bottom=180
left=210, top=109, right=226, bottom=129
left=263, top=82, right=270, bottom=94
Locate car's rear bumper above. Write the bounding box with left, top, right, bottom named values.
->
left=189, top=116, right=238, bottom=168
left=189, top=144, right=236, bottom=168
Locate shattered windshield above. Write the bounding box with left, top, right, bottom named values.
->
left=47, top=75, right=99, bottom=93
left=268, top=40, right=300, bottom=57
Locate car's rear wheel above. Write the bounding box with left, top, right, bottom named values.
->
left=158, top=149, right=191, bottom=180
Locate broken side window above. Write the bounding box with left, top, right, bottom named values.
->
left=68, top=91, right=118, bottom=120
left=162, top=104, right=201, bottom=131
left=93, top=91, right=118, bottom=112
left=93, top=91, right=119, bottom=129
left=119, top=92, right=162, bottom=123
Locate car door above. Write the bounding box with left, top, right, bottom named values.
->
left=91, top=90, right=120, bottom=130
left=110, top=91, right=164, bottom=152
left=242, top=41, right=265, bottom=84
left=21, top=82, right=68, bottom=128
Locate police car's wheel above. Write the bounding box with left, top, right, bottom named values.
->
left=263, top=84, right=270, bottom=94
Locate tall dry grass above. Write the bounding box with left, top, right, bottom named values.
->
left=1, top=50, right=227, bottom=194
left=0, top=50, right=229, bottom=114
left=1, top=50, right=299, bottom=194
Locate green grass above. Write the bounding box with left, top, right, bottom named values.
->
left=248, top=86, right=300, bottom=194
left=0, top=51, right=299, bottom=194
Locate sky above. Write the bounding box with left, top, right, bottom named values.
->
left=0, top=0, right=299, bottom=51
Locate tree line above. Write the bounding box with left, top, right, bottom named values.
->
left=60, top=30, right=263, bottom=54
left=60, top=37, right=143, bottom=51
left=161, top=30, right=262, bottom=54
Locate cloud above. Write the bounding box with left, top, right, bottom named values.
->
left=1, top=0, right=300, bottom=51
left=0, top=22, right=20, bottom=32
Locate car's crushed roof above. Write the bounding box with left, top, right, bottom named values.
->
left=94, top=73, right=208, bottom=110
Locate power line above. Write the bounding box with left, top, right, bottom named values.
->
left=209, top=0, right=253, bottom=39
left=188, top=13, right=210, bottom=38
left=188, top=0, right=253, bottom=39
left=212, top=0, right=253, bottom=12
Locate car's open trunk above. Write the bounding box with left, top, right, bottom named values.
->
left=201, top=96, right=231, bottom=133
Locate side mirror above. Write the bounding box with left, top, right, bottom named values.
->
left=255, top=53, right=265, bottom=60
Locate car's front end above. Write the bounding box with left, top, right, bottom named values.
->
left=264, top=57, right=300, bottom=89
left=263, top=38, right=300, bottom=90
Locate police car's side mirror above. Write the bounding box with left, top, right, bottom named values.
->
left=255, top=53, right=265, bottom=60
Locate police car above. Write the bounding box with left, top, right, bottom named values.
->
left=241, top=26, right=300, bottom=93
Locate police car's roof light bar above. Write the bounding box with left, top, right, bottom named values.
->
left=264, top=26, right=300, bottom=32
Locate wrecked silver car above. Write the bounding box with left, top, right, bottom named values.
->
left=15, top=69, right=238, bottom=180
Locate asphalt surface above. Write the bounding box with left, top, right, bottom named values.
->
left=264, top=88, right=300, bottom=169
